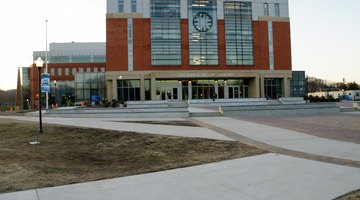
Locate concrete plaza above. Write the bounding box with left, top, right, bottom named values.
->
left=0, top=111, right=359, bottom=200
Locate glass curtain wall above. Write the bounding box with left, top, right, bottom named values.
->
left=191, top=80, right=216, bottom=99
left=117, top=80, right=141, bottom=102
left=150, top=0, right=181, bottom=65
left=156, top=80, right=179, bottom=100
left=264, top=78, right=282, bottom=99
left=75, top=72, right=106, bottom=103
left=291, top=71, right=307, bottom=97
left=224, top=2, right=254, bottom=65
left=21, top=67, right=31, bottom=109
left=189, top=0, right=218, bottom=65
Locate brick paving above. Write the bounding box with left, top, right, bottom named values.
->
left=192, top=115, right=360, bottom=168
left=238, top=113, right=360, bottom=144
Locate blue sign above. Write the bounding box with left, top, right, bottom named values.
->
left=41, top=73, right=50, bottom=93
left=91, top=95, right=101, bottom=102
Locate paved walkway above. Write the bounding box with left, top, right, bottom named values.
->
left=194, top=117, right=360, bottom=166
left=0, top=116, right=231, bottom=141
left=1, top=114, right=360, bottom=199
left=1, top=153, right=359, bottom=200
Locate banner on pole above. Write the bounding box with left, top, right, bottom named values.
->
left=41, top=73, right=50, bottom=93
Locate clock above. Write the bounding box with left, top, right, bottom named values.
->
left=193, top=12, right=213, bottom=32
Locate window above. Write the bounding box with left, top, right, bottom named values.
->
left=188, top=0, right=218, bottom=65
left=79, top=68, right=84, bottom=73
left=87, top=68, right=91, bottom=73
left=131, top=0, right=137, bottom=12
left=274, top=3, right=280, bottom=17
left=224, top=1, right=254, bottom=65
left=50, top=68, right=55, bottom=76
left=118, top=0, right=124, bottom=12
left=128, top=19, right=134, bottom=71
left=58, top=68, right=62, bottom=76
left=94, top=67, right=98, bottom=73
left=263, top=3, right=269, bottom=16
left=150, top=0, right=181, bottom=65
left=118, top=80, right=141, bottom=102
left=72, top=68, right=77, bottom=75
left=101, top=67, right=105, bottom=72
left=65, top=68, right=69, bottom=76
left=75, top=72, right=106, bottom=102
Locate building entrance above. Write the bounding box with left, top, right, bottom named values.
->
left=228, top=86, right=240, bottom=98
left=165, top=88, right=178, bottom=100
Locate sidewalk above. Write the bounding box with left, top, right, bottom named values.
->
left=0, top=116, right=231, bottom=141
left=1, top=153, right=359, bottom=200
left=194, top=117, right=360, bottom=163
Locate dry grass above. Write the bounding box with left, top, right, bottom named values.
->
left=335, top=189, right=360, bottom=200
left=0, top=118, right=266, bottom=193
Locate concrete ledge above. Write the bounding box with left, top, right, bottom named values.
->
left=189, top=98, right=268, bottom=106
left=126, top=101, right=188, bottom=108
left=222, top=103, right=340, bottom=117
left=279, top=97, right=306, bottom=104
left=44, top=107, right=189, bottom=118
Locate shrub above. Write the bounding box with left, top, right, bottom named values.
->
left=111, top=99, right=119, bottom=108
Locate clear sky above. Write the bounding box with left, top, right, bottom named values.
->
left=0, top=0, right=359, bottom=91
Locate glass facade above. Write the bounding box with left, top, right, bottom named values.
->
left=150, top=0, right=181, bottom=65
left=118, top=0, right=124, bottom=12
left=291, top=71, right=307, bottom=97
left=131, top=0, right=137, bottom=12
left=263, top=3, right=269, bottom=16
left=224, top=2, right=254, bottom=65
left=156, top=80, right=179, bottom=100
left=189, top=0, right=218, bottom=65
left=274, top=3, right=280, bottom=17
left=52, top=81, right=75, bottom=106
left=128, top=19, right=134, bottom=71
left=118, top=80, right=141, bottom=102
left=21, top=67, right=31, bottom=109
left=191, top=80, right=216, bottom=99
left=75, top=72, right=106, bottom=102
left=264, top=78, right=282, bottom=99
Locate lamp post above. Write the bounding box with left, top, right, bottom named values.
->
left=35, top=57, right=44, bottom=134
left=54, top=80, right=57, bottom=107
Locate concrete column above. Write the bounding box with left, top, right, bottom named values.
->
left=249, top=76, right=260, bottom=98
left=283, top=75, right=290, bottom=97
left=215, top=81, right=219, bottom=98
left=140, top=75, right=145, bottom=101
left=224, top=80, right=228, bottom=99
left=112, top=78, right=118, bottom=101
left=178, top=81, right=182, bottom=101
left=107, top=79, right=113, bottom=100
left=260, top=76, right=265, bottom=98
left=151, top=73, right=156, bottom=100
left=188, top=81, right=192, bottom=100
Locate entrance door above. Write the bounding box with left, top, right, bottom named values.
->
left=166, top=88, right=178, bottom=100
left=228, top=86, right=240, bottom=99
left=243, top=86, right=249, bottom=98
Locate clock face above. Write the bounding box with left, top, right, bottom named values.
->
left=193, top=12, right=213, bottom=32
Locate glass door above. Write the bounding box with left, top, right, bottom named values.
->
left=228, top=86, right=240, bottom=98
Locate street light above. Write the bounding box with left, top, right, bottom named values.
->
left=35, top=57, right=44, bottom=134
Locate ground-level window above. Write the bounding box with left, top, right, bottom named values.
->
left=117, top=80, right=141, bottom=103
left=264, top=78, right=282, bottom=99
left=156, top=80, right=179, bottom=100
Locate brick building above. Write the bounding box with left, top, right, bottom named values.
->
left=106, top=0, right=292, bottom=102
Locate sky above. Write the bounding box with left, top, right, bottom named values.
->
left=0, top=0, right=359, bottom=91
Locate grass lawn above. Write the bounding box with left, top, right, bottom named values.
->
left=0, top=118, right=266, bottom=193
left=336, top=189, right=360, bottom=200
